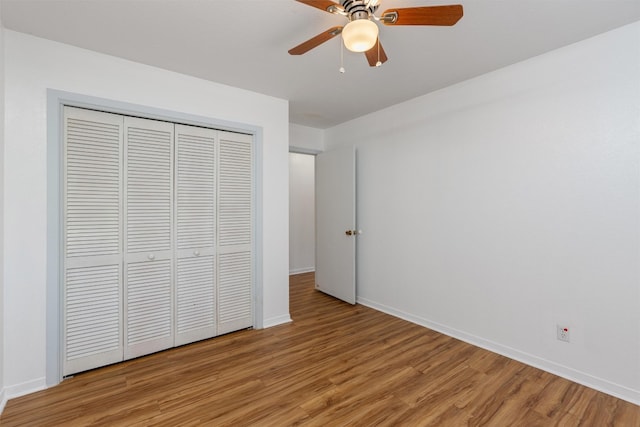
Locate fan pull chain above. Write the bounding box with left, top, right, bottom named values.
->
left=376, top=38, right=382, bottom=67
left=339, top=40, right=345, bottom=74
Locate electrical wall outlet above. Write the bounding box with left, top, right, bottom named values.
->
left=557, top=325, right=570, bottom=343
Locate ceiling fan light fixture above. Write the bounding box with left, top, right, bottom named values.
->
left=342, top=19, right=378, bottom=52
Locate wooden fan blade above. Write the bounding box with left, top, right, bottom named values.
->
left=382, top=5, right=463, bottom=26
left=296, top=0, right=343, bottom=14
left=288, top=26, right=343, bottom=55
left=364, top=39, right=388, bottom=67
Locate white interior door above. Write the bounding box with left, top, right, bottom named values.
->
left=217, top=131, right=254, bottom=334
left=315, top=145, right=356, bottom=304
left=123, top=116, right=175, bottom=359
left=62, top=107, right=124, bottom=376
left=175, top=124, right=217, bottom=346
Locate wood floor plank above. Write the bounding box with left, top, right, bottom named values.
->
left=1, top=272, right=638, bottom=426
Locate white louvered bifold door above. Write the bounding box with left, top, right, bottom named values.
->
left=217, top=131, right=254, bottom=334
left=123, top=117, right=175, bottom=359
left=63, top=107, right=124, bottom=376
left=62, top=108, right=255, bottom=375
left=175, top=124, right=217, bottom=345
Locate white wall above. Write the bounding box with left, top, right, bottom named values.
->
left=289, top=153, right=315, bottom=274
left=325, top=22, right=640, bottom=404
left=290, top=123, right=324, bottom=153
left=0, top=13, right=6, bottom=413
left=3, top=31, right=290, bottom=398
left=288, top=124, right=322, bottom=276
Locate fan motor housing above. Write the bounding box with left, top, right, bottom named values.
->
left=342, top=0, right=378, bottom=20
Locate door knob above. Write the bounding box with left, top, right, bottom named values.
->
left=345, top=230, right=353, bottom=236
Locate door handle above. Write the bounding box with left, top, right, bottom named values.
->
left=345, top=230, right=362, bottom=236
left=345, top=230, right=353, bottom=236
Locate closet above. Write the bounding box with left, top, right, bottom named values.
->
left=62, top=106, right=253, bottom=376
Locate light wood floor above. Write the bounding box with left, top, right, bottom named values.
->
left=2, top=272, right=638, bottom=426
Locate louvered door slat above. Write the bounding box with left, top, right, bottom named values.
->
left=176, top=256, right=215, bottom=344
left=125, top=260, right=172, bottom=347
left=218, top=133, right=252, bottom=247
left=125, top=120, right=173, bottom=253
left=218, top=251, right=252, bottom=334
left=63, top=106, right=124, bottom=376
left=64, top=264, right=121, bottom=372
left=175, top=124, right=217, bottom=345
left=65, top=110, right=121, bottom=259
left=124, top=117, right=174, bottom=359
left=217, top=131, right=253, bottom=335
left=177, top=127, right=215, bottom=250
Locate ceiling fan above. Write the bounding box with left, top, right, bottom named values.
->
left=288, top=0, right=463, bottom=67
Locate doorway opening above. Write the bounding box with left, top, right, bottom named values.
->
left=289, top=146, right=357, bottom=306
left=288, top=152, right=316, bottom=276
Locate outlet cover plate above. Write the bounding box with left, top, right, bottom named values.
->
left=557, top=325, right=570, bottom=343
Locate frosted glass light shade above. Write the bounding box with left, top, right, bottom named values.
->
left=342, top=19, right=379, bottom=52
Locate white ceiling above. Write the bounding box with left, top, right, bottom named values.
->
left=2, top=0, right=640, bottom=128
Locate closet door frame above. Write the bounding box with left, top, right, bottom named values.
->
left=46, top=90, right=264, bottom=386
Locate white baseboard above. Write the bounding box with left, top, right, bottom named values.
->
left=289, top=267, right=315, bottom=275
left=357, top=296, right=640, bottom=406
left=4, top=377, right=47, bottom=401
left=263, top=314, right=292, bottom=328
left=0, top=377, right=48, bottom=414
left=0, top=387, right=6, bottom=415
